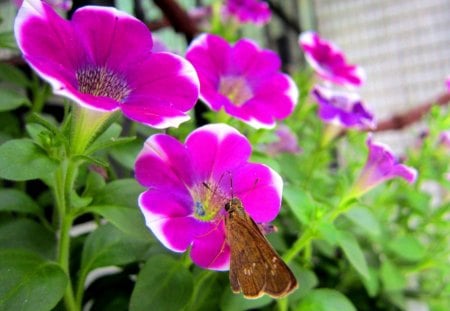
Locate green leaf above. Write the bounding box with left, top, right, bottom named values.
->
left=380, top=260, right=406, bottom=291
left=0, top=63, right=30, bottom=87
left=81, top=223, right=151, bottom=274
left=291, top=267, right=318, bottom=299
left=336, top=230, right=370, bottom=280
left=0, top=217, right=56, bottom=259
left=87, top=205, right=152, bottom=240
left=93, top=179, right=144, bottom=208
left=129, top=254, right=194, bottom=311
left=0, top=31, right=17, bottom=50
left=283, top=185, right=316, bottom=224
left=0, top=189, right=42, bottom=215
left=295, top=289, right=357, bottom=311
left=0, top=139, right=58, bottom=181
left=387, top=235, right=426, bottom=262
left=361, top=267, right=379, bottom=297
left=0, top=88, right=30, bottom=111
left=345, top=206, right=381, bottom=237
left=187, top=271, right=223, bottom=311
left=0, top=249, right=67, bottom=311
left=220, top=289, right=273, bottom=311
left=110, top=139, right=143, bottom=170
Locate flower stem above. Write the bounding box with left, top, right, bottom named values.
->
left=283, top=227, right=316, bottom=263
left=54, top=159, right=79, bottom=311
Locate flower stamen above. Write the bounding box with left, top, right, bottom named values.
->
left=76, top=66, right=131, bottom=102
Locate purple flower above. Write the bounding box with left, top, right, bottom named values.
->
left=438, top=131, right=450, bottom=151
left=262, top=125, right=302, bottom=156
left=299, top=31, right=365, bottom=88
left=15, top=0, right=199, bottom=129
left=186, top=33, right=298, bottom=129
left=446, top=76, right=450, bottom=92
left=349, top=137, right=417, bottom=198
left=312, top=85, right=375, bottom=130
left=135, top=124, right=283, bottom=270
left=13, top=0, right=72, bottom=11
left=222, top=0, right=271, bottom=25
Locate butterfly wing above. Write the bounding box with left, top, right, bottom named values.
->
left=225, top=206, right=297, bottom=299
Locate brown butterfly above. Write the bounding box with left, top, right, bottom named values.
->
left=225, top=197, right=298, bottom=299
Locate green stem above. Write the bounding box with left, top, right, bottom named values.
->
left=283, top=227, right=316, bottom=263
left=54, top=159, right=80, bottom=311
left=276, top=297, right=288, bottom=311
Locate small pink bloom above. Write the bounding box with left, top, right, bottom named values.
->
left=15, top=0, right=199, bottom=129
left=13, top=0, right=72, bottom=11
left=350, top=137, right=417, bottom=198
left=446, top=76, right=450, bottom=92
left=186, top=33, right=298, bottom=129
left=222, top=0, right=271, bottom=26
left=312, top=85, right=375, bottom=130
left=135, top=124, right=283, bottom=270
left=438, top=131, right=450, bottom=150
left=299, top=31, right=365, bottom=88
left=262, top=125, right=301, bottom=156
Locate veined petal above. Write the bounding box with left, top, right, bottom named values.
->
left=71, top=5, right=153, bottom=69
left=232, top=39, right=280, bottom=78
left=145, top=216, right=211, bottom=253
left=186, top=124, right=252, bottom=182
left=139, top=188, right=193, bottom=221
left=229, top=163, right=283, bottom=223
left=15, top=0, right=82, bottom=96
left=190, top=221, right=230, bottom=271
left=135, top=134, right=194, bottom=187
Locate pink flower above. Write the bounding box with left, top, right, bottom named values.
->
left=312, top=85, right=375, bottom=130
left=13, top=0, right=72, bottom=11
left=15, top=0, right=199, bottom=129
left=262, top=125, right=302, bottom=156
left=186, top=33, right=298, bottom=129
left=438, top=131, right=450, bottom=150
left=446, top=76, right=450, bottom=92
left=299, top=31, right=365, bottom=88
left=349, top=137, right=417, bottom=198
left=135, top=124, right=283, bottom=270
left=222, top=0, right=271, bottom=26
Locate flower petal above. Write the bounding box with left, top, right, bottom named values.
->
left=229, top=163, right=282, bottom=222
left=15, top=0, right=82, bottom=97
left=139, top=188, right=193, bottom=221
left=186, top=124, right=251, bottom=182
left=135, top=134, right=194, bottom=188
left=71, top=5, right=153, bottom=70
left=190, top=220, right=230, bottom=271
left=146, top=215, right=211, bottom=252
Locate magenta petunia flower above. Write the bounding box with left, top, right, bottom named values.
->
left=135, top=124, right=283, bottom=270
left=349, top=137, right=417, bottom=198
left=15, top=0, right=199, bottom=129
left=13, top=0, right=72, bottom=11
left=299, top=31, right=365, bottom=88
left=222, top=0, right=271, bottom=25
left=312, top=85, right=375, bottom=130
left=186, top=33, right=298, bottom=129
